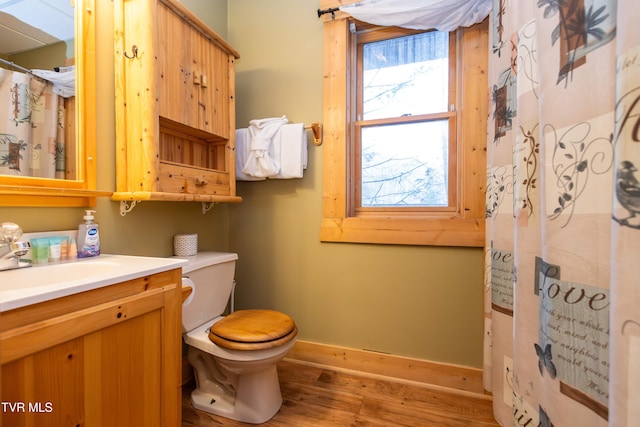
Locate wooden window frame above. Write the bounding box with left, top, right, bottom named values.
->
left=352, top=26, right=458, bottom=214
left=319, top=15, right=488, bottom=247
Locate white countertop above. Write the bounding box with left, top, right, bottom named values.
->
left=0, top=254, right=187, bottom=312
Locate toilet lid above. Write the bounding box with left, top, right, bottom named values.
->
left=208, top=309, right=297, bottom=350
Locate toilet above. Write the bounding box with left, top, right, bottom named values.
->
left=179, top=252, right=297, bottom=424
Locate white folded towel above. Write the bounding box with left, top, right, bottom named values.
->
left=235, top=128, right=266, bottom=181
left=242, top=116, right=288, bottom=178
left=272, top=123, right=307, bottom=179
left=235, top=117, right=309, bottom=181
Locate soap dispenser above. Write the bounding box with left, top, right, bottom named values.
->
left=77, top=209, right=100, bottom=258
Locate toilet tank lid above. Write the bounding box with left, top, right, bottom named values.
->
left=174, top=251, right=238, bottom=274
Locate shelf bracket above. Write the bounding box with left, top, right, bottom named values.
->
left=119, top=200, right=140, bottom=216
left=202, top=202, right=216, bottom=214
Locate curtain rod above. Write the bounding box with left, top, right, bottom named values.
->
left=317, top=7, right=340, bottom=19
left=0, top=58, right=30, bottom=74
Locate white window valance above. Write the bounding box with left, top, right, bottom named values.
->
left=31, top=67, right=75, bottom=98
left=339, top=0, right=492, bottom=32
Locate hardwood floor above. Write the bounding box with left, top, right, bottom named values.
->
left=182, top=360, right=500, bottom=426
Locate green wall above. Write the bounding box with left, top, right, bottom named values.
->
left=180, top=0, right=227, bottom=37
left=0, top=0, right=486, bottom=368
left=226, top=0, right=485, bottom=366
left=8, top=41, right=70, bottom=71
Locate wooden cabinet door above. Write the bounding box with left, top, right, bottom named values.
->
left=158, top=2, right=199, bottom=130
left=194, top=29, right=212, bottom=134
left=1, top=284, right=180, bottom=427
left=157, top=1, right=229, bottom=139
left=202, top=38, right=231, bottom=139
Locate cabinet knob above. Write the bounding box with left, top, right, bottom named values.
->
left=195, top=178, right=209, bottom=186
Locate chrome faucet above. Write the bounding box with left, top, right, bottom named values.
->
left=0, top=222, right=32, bottom=271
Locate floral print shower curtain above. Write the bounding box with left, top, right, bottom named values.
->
left=485, top=0, right=639, bottom=426
left=0, top=69, right=65, bottom=179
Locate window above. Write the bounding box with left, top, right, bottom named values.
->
left=320, top=15, right=488, bottom=247
left=354, top=28, right=456, bottom=211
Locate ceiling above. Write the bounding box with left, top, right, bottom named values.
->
left=0, top=0, right=74, bottom=56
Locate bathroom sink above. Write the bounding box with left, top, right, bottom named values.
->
left=1, top=260, right=122, bottom=287
left=0, top=254, right=187, bottom=312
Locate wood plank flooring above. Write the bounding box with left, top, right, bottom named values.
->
left=182, top=360, right=500, bottom=426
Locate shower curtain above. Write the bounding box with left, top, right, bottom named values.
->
left=485, top=1, right=639, bottom=426
left=0, top=68, right=66, bottom=179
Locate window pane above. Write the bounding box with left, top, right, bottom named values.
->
left=360, top=121, right=449, bottom=207
left=362, top=31, right=449, bottom=120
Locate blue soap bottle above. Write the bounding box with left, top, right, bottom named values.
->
left=77, top=210, right=100, bottom=258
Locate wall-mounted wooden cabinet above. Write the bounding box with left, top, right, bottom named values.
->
left=112, top=0, right=241, bottom=204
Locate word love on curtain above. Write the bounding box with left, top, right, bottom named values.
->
left=0, top=68, right=67, bottom=179
left=485, top=0, right=639, bottom=426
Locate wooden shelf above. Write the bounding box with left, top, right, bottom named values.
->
left=111, top=191, right=242, bottom=203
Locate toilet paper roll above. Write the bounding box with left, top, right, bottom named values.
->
left=174, top=234, right=198, bottom=256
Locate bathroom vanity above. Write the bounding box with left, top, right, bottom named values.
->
left=0, top=256, right=186, bottom=426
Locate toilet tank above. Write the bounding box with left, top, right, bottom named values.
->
left=180, top=252, right=238, bottom=332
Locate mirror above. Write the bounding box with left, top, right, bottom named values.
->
left=0, top=0, right=104, bottom=206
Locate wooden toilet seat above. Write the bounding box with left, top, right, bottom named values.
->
left=208, top=309, right=297, bottom=350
